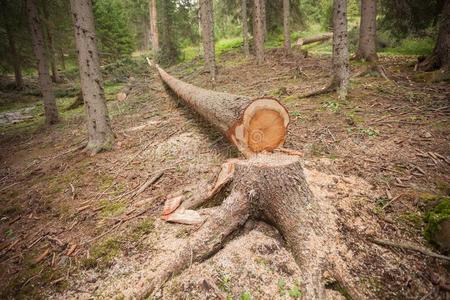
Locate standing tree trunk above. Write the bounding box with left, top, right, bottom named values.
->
left=70, top=0, right=114, bottom=154
left=355, top=0, right=377, bottom=62
left=199, top=0, right=216, bottom=81
left=332, top=0, right=350, bottom=99
left=143, top=17, right=150, bottom=50
left=300, top=0, right=349, bottom=99
left=283, top=0, right=291, bottom=53
left=26, top=0, right=59, bottom=125
left=59, top=48, right=66, bottom=71
left=2, top=15, right=23, bottom=90
left=149, top=0, right=159, bottom=54
left=261, top=0, right=267, bottom=41
left=42, top=0, right=61, bottom=83
left=418, top=0, right=450, bottom=72
left=241, top=0, right=250, bottom=56
left=253, top=0, right=265, bottom=64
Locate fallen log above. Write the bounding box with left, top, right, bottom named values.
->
left=295, top=32, right=333, bottom=47
left=138, top=60, right=364, bottom=299
left=151, top=60, right=289, bottom=156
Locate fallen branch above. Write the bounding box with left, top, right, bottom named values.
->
left=295, top=33, right=332, bottom=47
left=370, top=238, right=450, bottom=261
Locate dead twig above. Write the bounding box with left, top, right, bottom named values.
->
left=370, top=238, right=450, bottom=261
left=130, top=170, right=165, bottom=199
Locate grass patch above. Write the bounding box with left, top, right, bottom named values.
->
left=81, top=237, right=122, bottom=269
left=380, top=37, right=434, bottom=56
left=130, top=217, right=155, bottom=241
left=99, top=199, right=126, bottom=218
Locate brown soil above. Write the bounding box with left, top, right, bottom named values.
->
left=0, top=49, right=449, bottom=299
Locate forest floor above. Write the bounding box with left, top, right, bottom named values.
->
left=0, top=48, right=449, bottom=299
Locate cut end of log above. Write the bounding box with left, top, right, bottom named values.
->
left=230, top=98, right=289, bottom=155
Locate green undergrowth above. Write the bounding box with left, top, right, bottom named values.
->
left=81, top=237, right=122, bottom=270
left=423, top=196, right=450, bottom=248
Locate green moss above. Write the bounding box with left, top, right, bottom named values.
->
left=131, top=218, right=155, bottom=241
left=435, top=180, right=450, bottom=196
left=81, top=237, right=122, bottom=269
left=423, top=197, right=450, bottom=243
left=399, top=212, right=423, bottom=226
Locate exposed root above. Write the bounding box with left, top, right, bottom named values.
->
left=353, top=63, right=392, bottom=83
left=299, top=79, right=337, bottom=98
left=136, top=190, right=250, bottom=299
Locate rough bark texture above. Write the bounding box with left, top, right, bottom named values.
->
left=154, top=64, right=289, bottom=156
left=199, top=0, right=216, bottom=80
left=418, top=0, right=450, bottom=72
left=26, top=0, right=59, bottom=125
left=261, top=0, right=267, bottom=41
left=2, top=14, right=23, bottom=90
left=149, top=0, right=159, bottom=53
left=70, top=0, right=114, bottom=154
left=283, top=0, right=291, bottom=52
left=253, top=0, right=265, bottom=64
left=332, top=0, right=350, bottom=100
left=241, top=0, right=250, bottom=56
left=42, top=0, right=61, bottom=83
left=355, top=0, right=378, bottom=62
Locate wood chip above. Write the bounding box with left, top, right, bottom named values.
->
left=76, top=205, right=91, bottom=213
left=162, top=195, right=183, bottom=216
left=165, top=209, right=204, bottom=225
left=34, top=248, right=50, bottom=264
left=66, top=244, right=77, bottom=256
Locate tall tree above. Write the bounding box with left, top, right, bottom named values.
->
left=26, top=0, right=59, bottom=125
left=199, top=0, right=216, bottom=80
left=301, top=0, right=349, bottom=99
left=158, top=0, right=178, bottom=65
left=418, top=0, right=449, bottom=72
left=331, top=0, right=350, bottom=99
left=261, top=0, right=267, bottom=40
left=70, top=0, right=114, bottom=154
left=283, top=0, right=291, bottom=53
left=355, top=0, right=377, bottom=62
left=42, top=0, right=61, bottom=83
left=1, top=0, right=23, bottom=90
left=253, top=0, right=265, bottom=64
left=241, top=0, right=250, bottom=56
left=149, top=0, right=159, bottom=53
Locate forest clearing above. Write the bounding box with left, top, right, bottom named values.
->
left=0, top=0, right=449, bottom=299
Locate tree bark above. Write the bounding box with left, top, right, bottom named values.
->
left=283, top=0, right=291, bottom=52
left=26, top=0, right=59, bottom=125
left=253, top=0, right=265, bottom=64
left=3, top=17, right=23, bottom=90
left=154, top=63, right=289, bottom=156
left=241, top=0, right=250, bottom=56
left=331, top=0, right=350, bottom=99
left=70, top=0, right=114, bottom=154
left=199, top=0, right=216, bottom=81
left=261, top=0, right=267, bottom=41
left=418, top=0, right=450, bottom=72
left=42, top=0, right=61, bottom=83
left=355, top=0, right=378, bottom=62
left=149, top=0, right=159, bottom=54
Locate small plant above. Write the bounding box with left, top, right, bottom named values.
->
left=278, top=278, right=286, bottom=296
left=240, top=291, right=252, bottom=300
left=218, top=272, right=232, bottom=294
left=288, top=282, right=302, bottom=298
left=323, top=100, right=340, bottom=113
left=359, top=127, right=379, bottom=138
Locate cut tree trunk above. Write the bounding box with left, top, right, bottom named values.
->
left=70, top=0, right=114, bottom=154
left=253, top=0, right=265, bottom=64
left=283, top=0, right=291, bottom=53
left=136, top=65, right=365, bottom=297
left=199, top=0, right=216, bottom=81
left=418, top=0, right=450, bottom=72
left=152, top=61, right=289, bottom=157
left=241, top=0, right=250, bottom=56
left=26, top=0, right=59, bottom=125
left=295, top=32, right=333, bottom=47
left=149, top=0, right=159, bottom=54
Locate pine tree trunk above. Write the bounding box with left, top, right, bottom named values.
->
left=143, top=17, right=150, bottom=50
left=241, top=0, right=250, bottom=56
left=356, top=0, right=378, bottom=62
left=4, top=21, right=23, bottom=90
left=70, top=0, right=114, bottom=154
left=200, top=0, right=216, bottom=80
left=59, top=48, right=66, bottom=71
left=253, top=0, right=265, bottom=64
left=149, top=0, right=159, bottom=54
left=261, top=0, right=267, bottom=41
left=419, top=0, right=450, bottom=71
left=26, top=0, right=59, bottom=125
left=332, top=0, right=349, bottom=100
left=283, top=0, right=291, bottom=52
left=42, top=0, right=61, bottom=83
